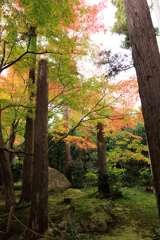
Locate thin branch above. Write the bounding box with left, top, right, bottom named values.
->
left=0, top=104, right=35, bottom=112
left=1, top=40, right=6, bottom=66
left=0, top=146, right=33, bottom=155
left=48, top=103, right=63, bottom=113
left=4, top=128, right=23, bottom=145
left=49, top=92, right=108, bottom=150
left=48, top=90, right=65, bottom=104
left=4, top=38, right=22, bottom=65
left=48, top=109, right=62, bottom=119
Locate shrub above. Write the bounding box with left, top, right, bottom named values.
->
left=108, top=171, right=122, bottom=196
left=119, top=173, right=135, bottom=187
left=85, top=172, right=98, bottom=187
left=139, top=168, right=152, bottom=187
left=66, top=160, right=85, bottom=188
left=107, top=170, right=120, bottom=186
left=98, top=171, right=122, bottom=196
left=11, top=163, right=22, bottom=182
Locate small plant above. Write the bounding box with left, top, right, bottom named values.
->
left=107, top=171, right=122, bottom=196
left=139, top=168, right=152, bottom=187
left=151, top=225, right=160, bottom=240
left=98, top=171, right=122, bottom=196
left=107, top=170, right=119, bottom=186
left=85, top=172, right=98, bottom=187
left=11, top=163, right=22, bottom=182
left=119, top=173, right=135, bottom=187
left=67, top=220, right=82, bottom=240
left=66, top=160, right=85, bottom=188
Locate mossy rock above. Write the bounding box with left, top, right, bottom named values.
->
left=58, top=202, right=113, bottom=234
left=58, top=220, right=68, bottom=230
left=62, top=188, right=86, bottom=199
left=91, top=212, right=113, bottom=224
left=50, top=188, right=115, bottom=235
left=89, top=212, right=111, bottom=233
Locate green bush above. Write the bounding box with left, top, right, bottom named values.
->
left=66, top=160, right=85, bottom=188
left=11, top=163, right=22, bottom=182
left=108, top=171, right=122, bottom=196
left=98, top=171, right=122, bottom=196
left=107, top=170, right=120, bottom=186
left=119, top=173, right=135, bottom=187
left=85, top=172, right=98, bottom=187
left=139, top=168, right=152, bottom=187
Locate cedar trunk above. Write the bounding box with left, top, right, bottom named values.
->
left=64, top=106, right=71, bottom=178
left=124, top=0, right=160, bottom=217
left=8, top=120, right=19, bottom=163
left=0, top=106, right=16, bottom=209
left=21, top=116, right=34, bottom=202
left=23, top=59, right=49, bottom=240
left=97, top=122, right=110, bottom=194
left=21, top=26, right=36, bottom=203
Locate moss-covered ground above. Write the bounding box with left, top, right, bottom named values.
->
left=0, top=184, right=159, bottom=239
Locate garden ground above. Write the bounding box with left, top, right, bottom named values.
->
left=0, top=184, right=159, bottom=240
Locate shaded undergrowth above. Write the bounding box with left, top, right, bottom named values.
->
left=0, top=184, right=159, bottom=239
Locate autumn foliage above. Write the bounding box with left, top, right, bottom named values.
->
left=0, top=0, right=146, bottom=159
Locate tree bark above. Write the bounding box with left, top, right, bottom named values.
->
left=23, top=59, right=49, bottom=240
left=97, top=122, right=107, bottom=175
left=8, top=120, right=19, bottom=163
left=0, top=105, right=16, bottom=209
left=0, top=168, right=5, bottom=195
left=64, top=106, right=71, bottom=177
left=21, top=116, right=34, bottom=203
left=21, top=26, right=36, bottom=203
left=97, top=122, right=110, bottom=194
left=124, top=0, right=160, bottom=217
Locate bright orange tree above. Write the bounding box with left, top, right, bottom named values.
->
left=49, top=73, right=145, bottom=154
left=0, top=0, right=107, bottom=143
left=0, top=68, right=32, bottom=146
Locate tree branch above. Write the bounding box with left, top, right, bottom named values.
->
left=0, top=146, right=33, bottom=155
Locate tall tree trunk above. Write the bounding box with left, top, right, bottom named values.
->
left=8, top=120, right=19, bottom=163
left=124, top=0, right=160, bottom=217
left=24, top=59, right=49, bottom=240
left=64, top=106, right=71, bottom=177
left=0, top=168, right=5, bottom=195
left=21, top=26, right=36, bottom=203
left=0, top=105, right=16, bottom=209
left=0, top=1, right=5, bottom=196
left=97, top=122, right=110, bottom=194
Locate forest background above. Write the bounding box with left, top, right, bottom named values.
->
left=0, top=0, right=159, bottom=239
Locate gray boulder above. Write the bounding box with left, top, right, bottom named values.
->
left=48, top=167, right=71, bottom=191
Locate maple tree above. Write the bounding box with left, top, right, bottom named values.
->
left=0, top=1, right=153, bottom=239
left=50, top=73, right=140, bottom=152
left=48, top=70, right=146, bottom=197
left=0, top=0, right=110, bottom=238
left=106, top=127, right=149, bottom=165
left=0, top=0, right=107, bottom=200
left=0, top=70, right=28, bottom=208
